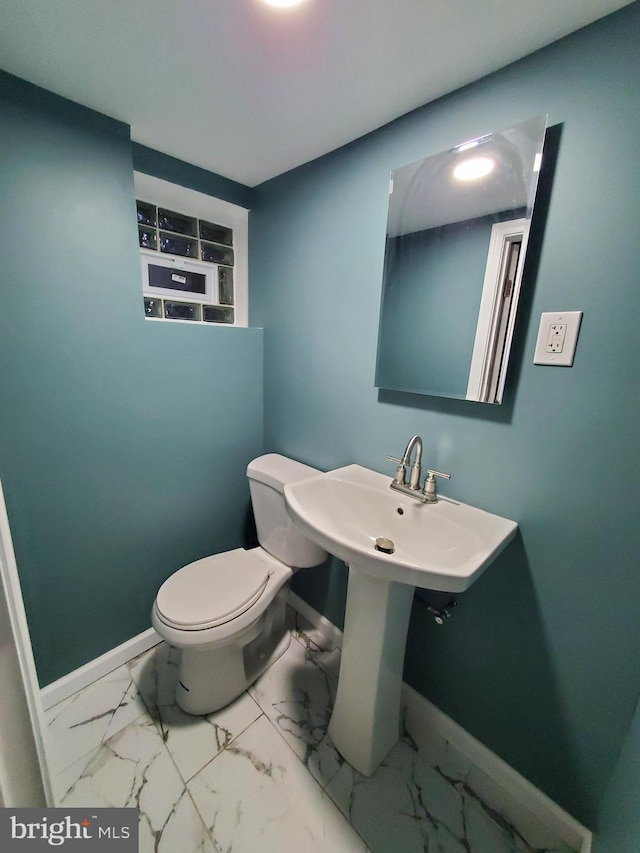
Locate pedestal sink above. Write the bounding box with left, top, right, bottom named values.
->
left=284, top=464, right=517, bottom=776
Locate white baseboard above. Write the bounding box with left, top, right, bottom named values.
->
left=41, top=593, right=326, bottom=713
left=288, top=592, right=591, bottom=853
left=40, top=628, right=161, bottom=711
left=401, top=681, right=591, bottom=853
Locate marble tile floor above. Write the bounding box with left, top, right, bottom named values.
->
left=44, top=617, right=574, bottom=853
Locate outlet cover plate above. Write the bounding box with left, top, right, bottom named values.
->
left=533, top=311, right=583, bottom=366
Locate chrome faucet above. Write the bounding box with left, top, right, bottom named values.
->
left=389, top=434, right=423, bottom=490
left=387, top=435, right=451, bottom=502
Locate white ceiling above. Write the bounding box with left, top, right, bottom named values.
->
left=0, top=0, right=633, bottom=187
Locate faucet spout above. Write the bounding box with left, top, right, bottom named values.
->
left=401, top=435, right=422, bottom=489
left=401, top=435, right=422, bottom=466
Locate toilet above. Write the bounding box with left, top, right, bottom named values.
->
left=151, top=453, right=327, bottom=715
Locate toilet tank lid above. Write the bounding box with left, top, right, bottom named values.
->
left=246, top=453, right=322, bottom=493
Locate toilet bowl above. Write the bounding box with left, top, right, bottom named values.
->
left=151, top=454, right=326, bottom=715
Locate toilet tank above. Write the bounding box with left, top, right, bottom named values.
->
left=246, top=454, right=327, bottom=568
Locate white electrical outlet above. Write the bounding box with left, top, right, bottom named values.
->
left=534, top=311, right=582, bottom=366
left=546, top=323, right=567, bottom=353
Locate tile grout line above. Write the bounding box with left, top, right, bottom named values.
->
left=255, top=708, right=372, bottom=852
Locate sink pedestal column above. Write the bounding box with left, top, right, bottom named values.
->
left=328, top=564, right=414, bottom=777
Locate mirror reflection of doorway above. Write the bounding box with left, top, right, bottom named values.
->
left=467, top=219, right=528, bottom=403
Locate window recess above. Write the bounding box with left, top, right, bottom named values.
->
left=134, top=172, right=248, bottom=327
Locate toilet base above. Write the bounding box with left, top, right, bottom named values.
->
left=175, top=584, right=290, bottom=715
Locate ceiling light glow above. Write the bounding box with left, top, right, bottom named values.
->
left=261, top=0, right=307, bottom=7
left=453, top=156, right=495, bottom=181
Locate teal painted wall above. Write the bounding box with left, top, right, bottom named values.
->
left=250, top=3, right=640, bottom=828
left=132, top=143, right=255, bottom=210
left=594, top=697, right=640, bottom=852
left=0, top=73, right=263, bottom=686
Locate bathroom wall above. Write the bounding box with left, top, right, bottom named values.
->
left=593, top=696, right=640, bottom=851
left=131, top=142, right=254, bottom=210
left=250, top=1, right=640, bottom=829
left=0, top=72, right=264, bottom=687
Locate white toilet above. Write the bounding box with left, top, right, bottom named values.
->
left=151, top=453, right=327, bottom=715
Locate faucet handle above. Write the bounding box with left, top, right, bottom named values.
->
left=426, top=469, right=451, bottom=481
left=422, top=469, right=451, bottom=502
left=386, top=456, right=406, bottom=486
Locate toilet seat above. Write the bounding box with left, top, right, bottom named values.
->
left=155, top=550, right=271, bottom=631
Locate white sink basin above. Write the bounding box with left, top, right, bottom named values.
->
left=284, top=461, right=518, bottom=777
left=284, top=464, right=517, bottom=592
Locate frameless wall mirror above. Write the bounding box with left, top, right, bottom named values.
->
left=375, top=115, right=547, bottom=404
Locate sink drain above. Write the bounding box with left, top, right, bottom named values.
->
left=375, top=537, right=395, bottom=554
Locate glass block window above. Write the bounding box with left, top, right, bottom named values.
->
left=136, top=200, right=234, bottom=272
left=136, top=193, right=242, bottom=326
left=201, top=242, right=234, bottom=265
left=218, top=267, right=234, bottom=305
left=199, top=220, right=232, bottom=246
left=137, top=201, right=156, bottom=227
left=144, top=297, right=162, bottom=318
left=164, top=301, right=201, bottom=321
left=157, top=208, right=197, bottom=236
left=159, top=232, right=198, bottom=258
left=203, top=305, right=234, bottom=324
left=138, top=226, right=156, bottom=250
